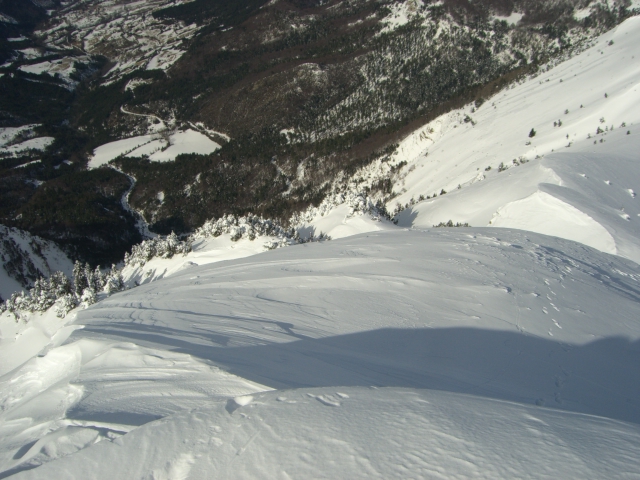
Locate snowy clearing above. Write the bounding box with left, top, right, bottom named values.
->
left=89, top=129, right=221, bottom=168
left=492, top=12, right=524, bottom=25
left=89, top=135, right=157, bottom=168
left=147, top=129, right=221, bottom=162
left=18, top=56, right=91, bottom=86
left=0, top=125, right=40, bottom=148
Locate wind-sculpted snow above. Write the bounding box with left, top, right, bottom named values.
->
left=11, top=388, right=640, bottom=480
left=2, top=229, right=640, bottom=477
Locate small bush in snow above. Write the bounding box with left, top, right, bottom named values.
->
left=433, top=220, right=470, bottom=228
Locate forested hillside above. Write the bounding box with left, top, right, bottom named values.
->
left=0, top=0, right=635, bottom=264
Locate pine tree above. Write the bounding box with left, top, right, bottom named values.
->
left=92, top=266, right=105, bottom=292
left=104, top=265, right=125, bottom=295
left=73, top=261, right=89, bottom=296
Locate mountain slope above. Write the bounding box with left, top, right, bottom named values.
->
left=108, top=0, right=632, bottom=232
left=1, top=6, right=640, bottom=479
left=0, top=225, right=72, bottom=301
left=389, top=14, right=640, bottom=261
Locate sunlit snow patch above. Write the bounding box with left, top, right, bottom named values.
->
left=489, top=191, right=616, bottom=255
left=492, top=12, right=524, bottom=25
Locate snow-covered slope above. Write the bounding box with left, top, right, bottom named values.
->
left=390, top=15, right=640, bottom=261
left=3, top=11, right=640, bottom=480
left=0, top=226, right=73, bottom=301
left=2, top=229, right=640, bottom=477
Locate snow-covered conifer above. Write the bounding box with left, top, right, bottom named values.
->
left=80, top=287, right=97, bottom=309
left=105, top=264, right=125, bottom=295
left=54, top=293, right=78, bottom=318
left=73, top=261, right=89, bottom=295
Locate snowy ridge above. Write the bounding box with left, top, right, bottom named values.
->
left=2, top=229, right=640, bottom=476
left=117, top=186, right=397, bottom=288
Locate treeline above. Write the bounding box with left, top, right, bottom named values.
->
left=1, top=261, right=124, bottom=319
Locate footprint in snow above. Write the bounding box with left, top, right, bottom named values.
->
left=308, top=394, right=342, bottom=407
left=277, top=396, right=297, bottom=404
left=225, top=395, right=254, bottom=414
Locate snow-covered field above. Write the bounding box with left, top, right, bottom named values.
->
left=389, top=15, right=640, bottom=262
left=0, top=137, right=54, bottom=157
left=0, top=126, right=40, bottom=148
left=89, top=129, right=221, bottom=168
left=18, top=56, right=91, bottom=86
left=0, top=125, right=54, bottom=157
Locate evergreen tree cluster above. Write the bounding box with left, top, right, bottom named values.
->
left=433, top=220, right=471, bottom=228
left=192, top=214, right=332, bottom=251
left=124, top=232, right=192, bottom=267
left=1, top=261, right=125, bottom=319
